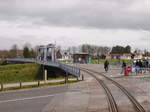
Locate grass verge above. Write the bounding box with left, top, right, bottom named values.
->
left=0, top=63, right=42, bottom=83
left=91, top=59, right=136, bottom=64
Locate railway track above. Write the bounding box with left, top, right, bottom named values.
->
left=80, top=67, right=146, bottom=112
left=84, top=69, right=118, bottom=112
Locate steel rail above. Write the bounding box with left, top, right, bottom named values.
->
left=81, top=67, right=145, bottom=112
left=82, top=69, right=119, bottom=112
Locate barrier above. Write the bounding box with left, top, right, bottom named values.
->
left=124, top=66, right=132, bottom=76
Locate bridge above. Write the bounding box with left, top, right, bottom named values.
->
left=7, top=58, right=80, bottom=77
left=7, top=44, right=80, bottom=77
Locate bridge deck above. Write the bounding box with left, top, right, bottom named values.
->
left=7, top=58, right=80, bottom=77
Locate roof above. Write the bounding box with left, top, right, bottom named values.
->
left=105, top=53, right=131, bottom=57
left=73, top=52, right=89, bottom=55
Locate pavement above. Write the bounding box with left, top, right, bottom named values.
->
left=81, top=64, right=150, bottom=111
left=0, top=78, right=77, bottom=89
left=1, top=64, right=150, bottom=112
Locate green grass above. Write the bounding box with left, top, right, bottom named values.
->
left=0, top=63, right=42, bottom=84
left=0, top=60, right=6, bottom=64
left=59, top=59, right=73, bottom=64
left=0, top=63, right=39, bottom=71
left=91, top=59, right=136, bottom=64
left=1, top=80, right=81, bottom=91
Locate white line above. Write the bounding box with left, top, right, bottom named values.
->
left=0, top=93, right=62, bottom=104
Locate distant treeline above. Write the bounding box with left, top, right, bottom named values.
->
left=0, top=43, right=37, bottom=59
left=0, top=43, right=150, bottom=59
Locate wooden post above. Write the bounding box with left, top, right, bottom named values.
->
left=82, top=74, right=84, bottom=81
left=1, top=83, right=3, bottom=91
left=38, top=81, right=40, bottom=86
left=77, top=76, right=79, bottom=81
left=20, top=82, right=22, bottom=88
left=65, top=72, right=68, bottom=83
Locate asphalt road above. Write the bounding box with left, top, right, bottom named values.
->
left=0, top=85, right=68, bottom=112
left=1, top=64, right=150, bottom=112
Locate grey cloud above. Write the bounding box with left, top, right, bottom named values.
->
left=0, top=0, right=150, bottom=30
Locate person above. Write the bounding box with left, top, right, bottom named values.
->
left=138, top=60, right=143, bottom=73
left=135, top=60, right=140, bottom=74
left=121, top=61, right=126, bottom=74
left=104, top=60, right=109, bottom=72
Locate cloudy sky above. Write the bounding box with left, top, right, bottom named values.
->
left=0, top=0, right=150, bottom=50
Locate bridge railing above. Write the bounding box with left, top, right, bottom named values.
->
left=7, top=58, right=37, bottom=63
left=7, top=58, right=80, bottom=77
left=59, top=63, right=80, bottom=77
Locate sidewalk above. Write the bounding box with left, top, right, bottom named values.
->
left=0, top=78, right=78, bottom=90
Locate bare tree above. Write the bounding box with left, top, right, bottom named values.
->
left=10, top=44, right=18, bottom=57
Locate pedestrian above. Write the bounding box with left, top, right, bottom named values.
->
left=104, top=60, right=109, bottom=72
left=138, top=60, right=143, bottom=73
left=146, top=60, right=149, bottom=68
left=121, top=61, right=126, bottom=74
left=135, top=60, right=140, bottom=74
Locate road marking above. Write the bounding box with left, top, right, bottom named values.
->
left=0, top=93, right=63, bottom=104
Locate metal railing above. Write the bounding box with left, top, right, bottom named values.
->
left=59, top=63, right=80, bottom=77
left=7, top=58, right=80, bottom=77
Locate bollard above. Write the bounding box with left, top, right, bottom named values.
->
left=38, top=81, right=40, bottom=86
left=82, top=74, right=84, bottom=81
left=65, top=72, right=68, bottom=84
left=65, top=76, right=67, bottom=84
left=124, top=67, right=128, bottom=76
left=20, top=82, right=22, bottom=88
left=1, top=83, right=3, bottom=91
left=77, top=76, right=79, bottom=81
left=44, top=70, right=47, bottom=83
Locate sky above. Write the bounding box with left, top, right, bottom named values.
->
left=0, top=0, right=150, bottom=50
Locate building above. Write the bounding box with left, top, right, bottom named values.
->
left=105, top=53, right=143, bottom=60
left=134, top=53, right=143, bottom=59
left=61, top=50, right=72, bottom=60
left=73, top=52, right=89, bottom=63
left=121, top=53, right=132, bottom=59
left=105, top=54, right=123, bottom=59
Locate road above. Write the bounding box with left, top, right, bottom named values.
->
left=1, top=64, right=150, bottom=112
left=0, top=79, right=91, bottom=112
left=0, top=85, right=68, bottom=112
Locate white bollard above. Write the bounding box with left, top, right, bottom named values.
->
left=44, top=70, right=47, bottom=83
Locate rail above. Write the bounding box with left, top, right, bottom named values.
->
left=81, top=67, right=145, bottom=112
left=82, top=69, right=118, bottom=112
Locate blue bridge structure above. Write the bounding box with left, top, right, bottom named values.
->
left=7, top=58, right=80, bottom=77
left=7, top=44, right=81, bottom=77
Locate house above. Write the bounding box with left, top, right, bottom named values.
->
left=73, top=52, right=89, bottom=63
left=105, top=53, right=143, bottom=60
left=105, top=54, right=123, bottom=59
left=58, top=50, right=72, bottom=60
left=121, top=53, right=132, bottom=59
left=134, top=53, right=143, bottom=59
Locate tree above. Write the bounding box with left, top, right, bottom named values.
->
left=56, top=49, right=62, bottom=59
left=30, top=48, right=37, bottom=58
left=143, top=49, right=150, bottom=57
left=111, top=45, right=124, bottom=54
left=10, top=44, right=18, bottom=57
left=81, top=44, right=110, bottom=56
left=125, top=45, right=131, bottom=53
left=23, top=46, right=30, bottom=58
left=23, top=43, right=37, bottom=58
left=111, top=45, right=131, bottom=54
